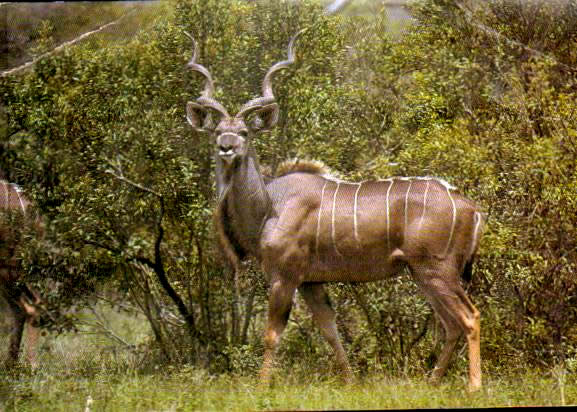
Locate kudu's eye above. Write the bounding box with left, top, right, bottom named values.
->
left=239, top=130, right=248, bottom=138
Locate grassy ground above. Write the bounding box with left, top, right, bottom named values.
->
left=0, top=301, right=575, bottom=411
left=0, top=298, right=576, bottom=411
left=2, top=303, right=577, bottom=410
left=2, top=367, right=576, bottom=411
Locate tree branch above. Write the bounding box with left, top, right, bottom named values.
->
left=1, top=9, right=137, bottom=77
left=455, top=1, right=576, bottom=72
left=105, top=169, right=162, bottom=198
left=105, top=166, right=205, bottom=346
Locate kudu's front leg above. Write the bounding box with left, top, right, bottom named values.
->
left=259, top=277, right=296, bottom=386
left=299, top=283, right=353, bottom=383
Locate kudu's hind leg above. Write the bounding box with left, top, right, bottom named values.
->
left=21, top=294, right=40, bottom=369
left=5, top=298, right=26, bottom=369
left=24, top=317, right=39, bottom=368
left=259, top=277, right=297, bottom=385
left=412, top=264, right=481, bottom=391
left=299, top=283, right=353, bottom=383
left=427, top=296, right=462, bottom=382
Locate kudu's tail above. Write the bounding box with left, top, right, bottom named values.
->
left=462, top=211, right=485, bottom=285
left=462, top=258, right=475, bottom=284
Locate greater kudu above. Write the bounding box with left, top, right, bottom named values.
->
left=0, top=180, right=40, bottom=369
left=185, top=31, right=484, bottom=391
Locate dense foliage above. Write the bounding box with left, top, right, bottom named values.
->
left=1, top=0, right=575, bottom=378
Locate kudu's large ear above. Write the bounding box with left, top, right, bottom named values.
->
left=186, top=101, right=214, bottom=132
left=247, top=103, right=279, bottom=133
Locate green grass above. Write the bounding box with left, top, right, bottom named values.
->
left=2, top=368, right=576, bottom=411
left=2, top=303, right=576, bottom=411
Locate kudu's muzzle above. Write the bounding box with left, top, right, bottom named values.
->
left=217, top=132, right=246, bottom=164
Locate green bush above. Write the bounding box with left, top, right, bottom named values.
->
left=1, top=0, right=575, bottom=377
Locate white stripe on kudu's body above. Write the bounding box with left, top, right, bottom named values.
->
left=3, top=181, right=9, bottom=207
left=353, top=182, right=362, bottom=246
left=15, top=186, right=27, bottom=214
left=316, top=181, right=328, bottom=259
left=320, top=177, right=465, bottom=260
left=186, top=29, right=485, bottom=392
left=331, top=182, right=343, bottom=257
left=470, top=211, right=483, bottom=258
left=385, top=179, right=394, bottom=252
left=404, top=179, right=413, bottom=240
left=417, top=179, right=430, bottom=237
left=444, top=185, right=457, bottom=257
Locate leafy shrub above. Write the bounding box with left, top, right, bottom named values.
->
left=1, top=0, right=575, bottom=377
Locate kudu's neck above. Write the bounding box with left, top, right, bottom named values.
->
left=216, top=145, right=271, bottom=256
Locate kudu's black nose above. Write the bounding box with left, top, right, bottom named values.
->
left=219, top=144, right=234, bottom=153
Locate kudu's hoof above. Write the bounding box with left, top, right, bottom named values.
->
left=467, top=380, right=482, bottom=393
left=341, top=371, right=354, bottom=385
left=427, top=374, right=442, bottom=387
left=258, top=372, right=272, bottom=389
